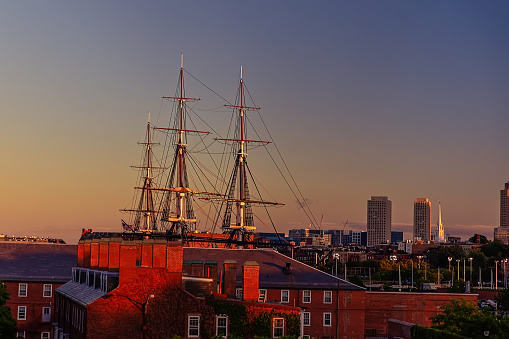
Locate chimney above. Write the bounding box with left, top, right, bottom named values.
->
left=108, top=238, right=121, bottom=272
left=77, top=241, right=84, bottom=267
left=242, top=261, right=259, bottom=302
left=83, top=240, right=91, bottom=268
left=223, top=260, right=237, bottom=298
left=90, top=239, right=99, bottom=269
left=98, top=239, right=110, bottom=270
left=204, top=261, right=218, bottom=291
left=141, top=239, right=154, bottom=267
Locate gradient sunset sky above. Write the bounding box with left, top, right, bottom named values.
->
left=1, top=1, right=508, bottom=244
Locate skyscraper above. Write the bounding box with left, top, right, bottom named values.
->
left=501, top=182, right=509, bottom=228
left=413, top=198, right=431, bottom=242
left=495, top=182, right=509, bottom=244
left=367, top=196, right=392, bottom=247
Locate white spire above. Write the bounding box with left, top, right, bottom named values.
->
left=435, top=200, right=445, bottom=243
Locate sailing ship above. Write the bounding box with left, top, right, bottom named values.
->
left=121, top=56, right=314, bottom=247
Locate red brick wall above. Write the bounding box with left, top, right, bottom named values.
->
left=98, top=241, right=109, bottom=270
left=365, top=292, right=478, bottom=337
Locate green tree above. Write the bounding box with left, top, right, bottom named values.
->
left=0, top=282, right=17, bottom=338
left=495, top=287, right=509, bottom=312
left=480, top=241, right=507, bottom=259
left=431, top=298, right=509, bottom=338
left=468, top=234, right=488, bottom=244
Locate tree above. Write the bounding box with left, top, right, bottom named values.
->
left=480, top=241, right=507, bottom=259
left=0, top=282, right=17, bottom=338
left=431, top=298, right=509, bottom=338
left=495, top=287, right=509, bottom=312
left=468, top=234, right=488, bottom=244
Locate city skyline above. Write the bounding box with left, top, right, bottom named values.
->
left=1, top=1, right=508, bottom=244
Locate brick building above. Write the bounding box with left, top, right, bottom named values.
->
left=0, top=242, right=77, bottom=339
left=183, top=248, right=366, bottom=339
left=54, top=238, right=300, bottom=338
left=365, top=291, right=478, bottom=338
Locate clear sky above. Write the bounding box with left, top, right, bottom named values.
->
left=1, top=1, right=508, bottom=244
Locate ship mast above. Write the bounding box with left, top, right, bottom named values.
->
left=155, top=55, right=215, bottom=237
left=216, top=66, right=283, bottom=248
left=120, top=112, right=163, bottom=232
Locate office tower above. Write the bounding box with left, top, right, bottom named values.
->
left=367, top=196, right=392, bottom=247
left=391, top=231, right=403, bottom=243
left=413, top=198, right=431, bottom=242
left=502, top=182, right=509, bottom=228
left=495, top=183, right=509, bottom=244
left=435, top=200, right=446, bottom=243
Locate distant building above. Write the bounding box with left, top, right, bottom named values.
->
left=502, top=182, right=509, bottom=228
left=361, top=231, right=367, bottom=247
left=367, top=196, right=392, bottom=247
left=398, top=240, right=413, bottom=254
left=494, top=227, right=509, bottom=245
left=352, top=231, right=362, bottom=246
left=413, top=198, right=431, bottom=242
left=0, top=242, right=76, bottom=339
left=434, top=201, right=446, bottom=243
left=494, top=182, right=509, bottom=244
left=391, top=231, right=403, bottom=243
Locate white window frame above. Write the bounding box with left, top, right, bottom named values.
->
left=188, top=315, right=200, bottom=337
left=41, top=332, right=50, bottom=339
left=216, top=315, right=228, bottom=337
left=302, top=336, right=310, bottom=339
left=235, top=287, right=243, bottom=299
left=258, top=289, right=267, bottom=302
left=16, top=331, right=25, bottom=338
left=303, top=290, right=311, bottom=303
left=323, top=312, right=332, bottom=327
left=303, top=311, right=311, bottom=326
left=272, top=317, right=285, bottom=338
left=323, top=290, right=332, bottom=304
left=18, top=283, right=27, bottom=297
left=43, top=306, right=51, bottom=315
left=281, top=290, right=289, bottom=303
left=43, top=284, right=52, bottom=297
left=17, top=306, right=27, bottom=320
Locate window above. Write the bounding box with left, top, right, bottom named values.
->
left=272, top=317, right=284, bottom=338
left=323, top=312, right=332, bottom=326
left=281, top=290, right=289, bottom=303
left=303, top=312, right=311, bottom=326
left=235, top=288, right=243, bottom=299
left=323, top=290, right=332, bottom=304
left=42, top=307, right=51, bottom=322
left=303, top=290, right=311, bottom=303
left=16, top=331, right=25, bottom=338
left=258, top=289, right=267, bottom=302
left=17, top=306, right=27, bottom=320
left=302, top=336, right=310, bottom=339
left=41, top=332, right=50, bottom=339
left=18, top=283, right=27, bottom=297
left=43, top=284, right=52, bottom=297
left=188, top=315, right=200, bottom=337
left=216, top=315, right=228, bottom=337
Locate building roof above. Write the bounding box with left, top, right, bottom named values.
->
left=0, top=242, right=77, bottom=282
left=183, top=247, right=364, bottom=290
left=56, top=281, right=106, bottom=307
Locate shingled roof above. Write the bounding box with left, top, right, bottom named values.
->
left=0, top=242, right=77, bottom=282
left=183, top=248, right=364, bottom=290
